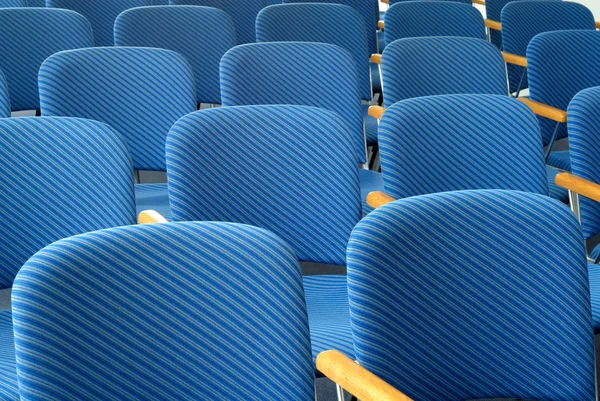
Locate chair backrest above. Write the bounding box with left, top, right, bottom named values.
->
left=0, top=70, right=11, bottom=118
left=384, top=1, right=486, bottom=45
left=39, top=47, right=197, bottom=172
left=221, top=42, right=366, bottom=164
left=282, top=0, right=378, bottom=54
left=26, top=0, right=44, bottom=5
left=390, top=0, right=470, bottom=4
left=381, top=37, right=507, bottom=107
left=169, top=0, right=266, bottom=44
left=379, top=94, right=548, bottom=199
left=502, top=1, right=595, bottom=94
left=0, top=8, right=92, bottom=112
left=528, top=30, right=600, bottom=147
left=0, top=0, right=25, bottom=6
left=166, top=105, right=361, bottom=267
left=567, top=86, right=600, bottom=240
left=256, top=3, right=372, bottom=101
left=0, top=117, right=136, bottom=290
left=347, top=189, right=595, bottom=400
left=46, top=0, right=146, bottom=46
left=115, top=6, right=235, bottom=105
left=13, top=222, right=314, bottom=400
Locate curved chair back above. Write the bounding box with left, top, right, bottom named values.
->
left=169, top=0, right=266, bottom=44
left=502, top=1, right=595, bottom=94
left=221, top=42, right=366, bottom=163
left=0, top=71, right=11, bottom=118
left=389, top=0, right=470, bottom=4
left=256, top=3, right=371, bottom=102
left=282, top=0, right=378, bottom=54
left=46, top=0, right=147, bottom=46
left=381, top=37, right=507, bottom=107
left=384, top=1, right=485, bottom=45
left=115, top=6, right=235, bottom=105
left=26, top=0, right=44, bottom=5
left=528, top=30, right=600, bottom=151
left=379, top=94, right=548, bottom=199
left=13, top=222, right=314, bottom=400
left=39, top=47, right=197, bottom=172
left=0, top=8, right=92, bottom=112
left=166, top=105, right=361, bottom=267
left=0, top=117, right=136, bottom=289
left=0, top=0, right=25, bottom=6
left=347, top=189, right=595, bottom=400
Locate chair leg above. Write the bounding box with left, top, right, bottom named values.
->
left=336, top=383, right=345, bottom=401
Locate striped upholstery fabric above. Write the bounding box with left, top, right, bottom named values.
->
left=380, top=37, right=507, bottom=107
left=379, top=95, right=548, bottom=199
left=528, top=30, right=600, bottom=171
left=13, top=222, right=315, bottom=400
left=384, top=1, right=486, bottom=45
left=115, top=6, right=235, bottom=105
left=0, top=8, right=92, bottom=112
left=46, top=0, right=146, bottom=46
left=389, top=0, right=470, bottom=4
left=502, top=1, right=595, bottom=94
left=0, top=71, right=11, bottom=118
left=0, top=311, right=16, bottom=400
left=282, top=0, right=378, bottom=54
left=0, top=0, right=25, bottom=7
left=347, top=189, right=595, bottom=400
left=166, top=105, right=361, bottom=362
left=26, top=0, right=44, bottom=5
left=169, top=0, right=266, bottom=44
left=221, top=42, right=367, bottom=163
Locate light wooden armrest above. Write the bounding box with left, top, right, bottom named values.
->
left=596, top=21, right=600, bottom=29
left=378, top=20, right=385, bottom=29
left=381, top=0, right=388, bottom=4
left=473, top=0, right=485, bottom=5
left=555, top=173, right=600, bottom=203
left=317, top=350, right=413, bottom=401
left=517, top=98, right=566, bottom=123
left=371, top=54, right=381, bottom=64
left=485, top=19, right=502, bottom=31
left=367, top=191, right=396, bottom=208
left=502, top=51, right=527, bottom=67
left=138, top=210, right=168, bottom=224
left=368, top=105, right=385, bottom=120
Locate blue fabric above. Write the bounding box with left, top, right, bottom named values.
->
left=545, top=166, right=568, bottom=203
left=547, top=150, right=571, bottom=171
left=26, top=0, right=44, bottom=5
left=362, top=104, right=378, bottom=144
left=381, top=37, right=507, bottom=107
left=528, top=30, right=600, bottom=161
left=221, top=42, right=367, bottom=163
left=384, top=1, right=485, bottom=45
left=379, top=95, right=549, bottom=199
left=390, top=0, right=470, bottom=4
left=0, top=117, right=136, bottom=290
left=0, top=0, right=25, bottom=7
left=256, top=3, right=372, bottom=102
left=0, top=71, right=11, bottom=118
left=0, top=311, right=17, bottom=400
left=0, top=8, right=92, bottom=111
left=347, top=189, right=595, bottom=400
left=359, top=169, right=383, bottom=216
left=282, top=0, right=378, bottom=54
left=115, top=6, right=235, bottom=105
left=588, top=262, right=600, bottom=331
left=46, top=0, right=145, bottom=46
left=502, top=1, right=595, bottom=94
left=135, top=184, right=171, bottom=221
left=39, top=47, right=197, bottom=172
left=169, top=0, right=265, bottom=44
left=13, top=222, right=315, bottom=400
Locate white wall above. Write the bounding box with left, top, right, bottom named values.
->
left=573, top=0, right=600, bottom=20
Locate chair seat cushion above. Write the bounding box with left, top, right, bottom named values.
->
left=135, top=183, right=171, bottom=221
left=303, top=275, right=354, bottom=364
left=545, top=166, right=569, bottom=203
left=362, top=104, right=378, bottom=145
left=0, top=310, right=17, bottom=400
left=588, top=262, right=600, bottom=332
left=547, top=150, right=571, bottom=171
left=359, top=169, right=383, bottom=216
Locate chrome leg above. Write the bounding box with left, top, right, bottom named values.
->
left=336, top=383, right=345, bottom=401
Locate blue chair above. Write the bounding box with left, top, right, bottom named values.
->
left=0, top=0, right=25, bottom=7
left=39, top=47, right=197, bottom=220
left=169, top=0, right=265, bottom=44
left=256, top=3, right=378, bottom=146
left=13, top=222, right=316, bottom=400
left=115, top=6, right=235, bottom=106
left=0, top=8, right=92, bottom=113
left=26, top=0, right=44, bottom=5
left=0, top=71, right=11, bottom=118
left=163, top=105, right=361, bottom=365
left=0, top=117, right=138, bottom=400
left=501, top=1, right=595, bottom=95
left=46, top=0, right=146, bottom=46
left=389, top=0, right=470, bottom=4
left=383, top=1, right=486, bottom=46
left=345, top=189, right=595, bottom=400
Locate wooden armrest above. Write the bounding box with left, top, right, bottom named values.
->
left=138, top=210, right=168, bottom=224
left=381, top=0, right=388, bottom=4
left=367, top=191, right=396, bottom=208
left=517, top=98, right=567, bottom=123
left=555, top=173, right=600, bottom=203
left=317, top=350, right=413, bottom=401
left=368, top=105, right=385, bottom=120
left=371, top=54, right=382, bottom=64
left=596, top=21, right=600, bottom=29
left=473, top=0, right=485, bottom=5
left=485, top=19, right=502, bottom=31
left=502, top=51, right=527, bottom=67
left=378, top=20, right=385, bottom=29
